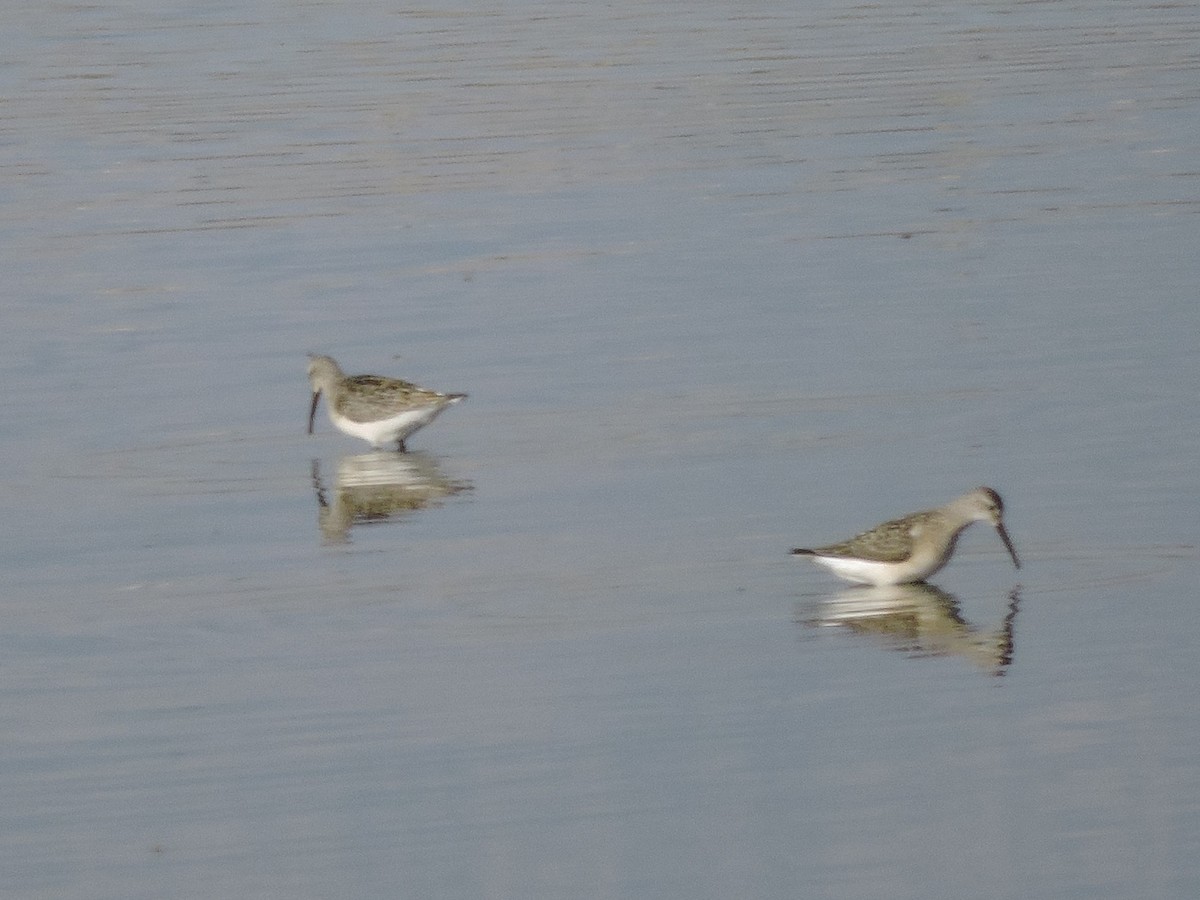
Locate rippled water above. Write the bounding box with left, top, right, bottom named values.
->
left=3, top=2, right=1199, bottom=898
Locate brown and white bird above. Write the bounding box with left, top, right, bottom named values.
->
left=791, top=487, right=1020, bottom=586
left=307, top=355, right=466, bottom=452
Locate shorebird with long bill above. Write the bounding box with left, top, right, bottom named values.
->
left=791, top=487, right=1020, bottom=586
left=307, top=354, right=466, bottom=452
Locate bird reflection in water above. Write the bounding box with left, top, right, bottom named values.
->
left=801, top=583, right=1022, bottom=676
left=310, top=452, right=471, bottom=542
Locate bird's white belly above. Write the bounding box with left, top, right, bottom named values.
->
left=331, top=406, right=442, bottom=448
left=814, top=556, right=915, bottom=586
left=813, top=548, right=949, bottom=586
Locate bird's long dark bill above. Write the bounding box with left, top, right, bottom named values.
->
left=996, top=523, right=1020, bottom=569
left=307, top=390, right=321, bottom=434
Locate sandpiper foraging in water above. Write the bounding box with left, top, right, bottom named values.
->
left=791, top=487, right=1020, bottom=586
left=307, top=354, right=466, bottom=451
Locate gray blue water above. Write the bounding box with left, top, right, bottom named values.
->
left=3, top=2, right=1199, bottom=897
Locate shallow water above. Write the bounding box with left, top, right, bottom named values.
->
left=3, top=1, right=1199, bottom=897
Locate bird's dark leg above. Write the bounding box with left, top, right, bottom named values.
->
left=396, top=439, right=407, bottom=453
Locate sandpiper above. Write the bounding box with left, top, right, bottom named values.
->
left=307, top=355, right=466, bottom=451
left=791, top=487, right=1020, bottom=586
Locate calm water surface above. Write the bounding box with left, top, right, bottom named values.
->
left=2, top=1, right=1199, bottom=898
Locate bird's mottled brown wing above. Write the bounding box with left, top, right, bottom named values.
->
left=337, top=375, right=444, bottom=422
left=814, top=512, right=934, bottom=563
